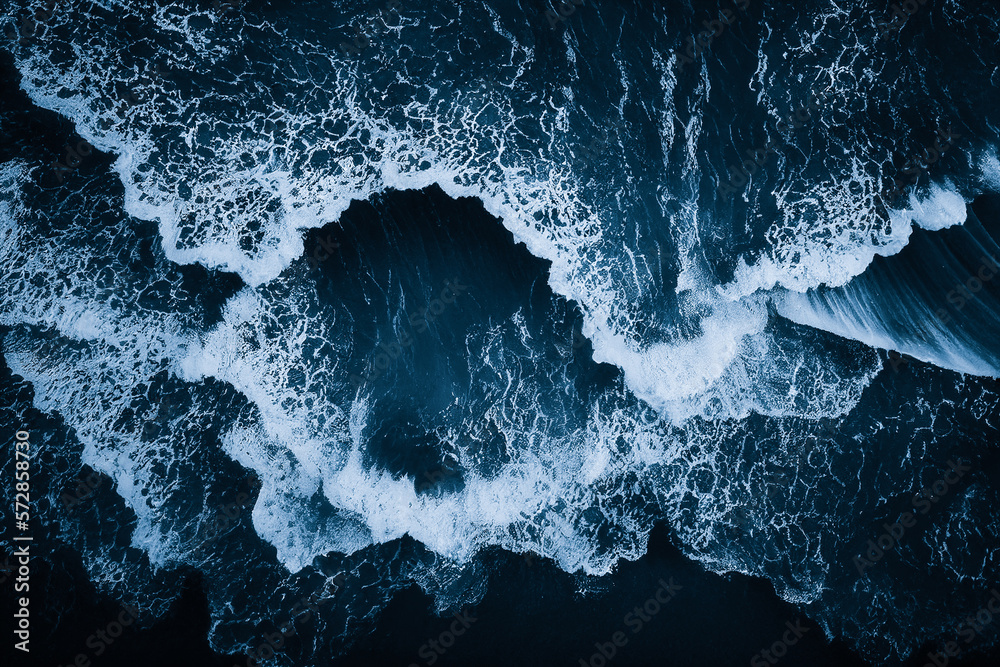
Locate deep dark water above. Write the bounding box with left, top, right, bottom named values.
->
left=6, top=522, right=1000, bottom=667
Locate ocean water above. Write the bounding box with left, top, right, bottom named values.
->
left=1, top=1, right=999, bottom=665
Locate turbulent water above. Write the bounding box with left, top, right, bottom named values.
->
left=1, top=0, right=999, bottom=664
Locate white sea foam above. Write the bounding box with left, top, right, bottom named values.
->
left=4, top=0, right=922, bottom=433
left=720, top=177, right=969, bottom=301
left=0, top=5, right=924, bottom=586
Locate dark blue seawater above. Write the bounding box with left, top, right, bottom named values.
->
left=1, top=1, right=999, bottom=666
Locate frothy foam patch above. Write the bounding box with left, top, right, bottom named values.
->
left=979, top=152, right=1000, bottom=190
left=3, top=0, right=902, bottom=429
left=716, top=132, right=989, bottom=304
left=176, top=277, right=662, bottom=575
left=893, top=180, right=969, bottom=232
